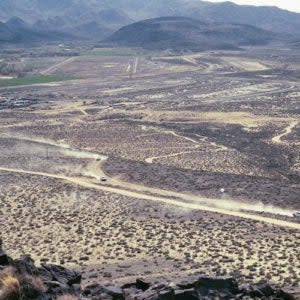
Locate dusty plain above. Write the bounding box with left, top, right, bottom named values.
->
left=0, top=46, right=299, bottom=289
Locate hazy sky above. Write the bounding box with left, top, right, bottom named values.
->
left=207, top=0, right=300, bottom=12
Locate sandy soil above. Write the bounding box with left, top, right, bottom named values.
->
left=0, top=46, right=299, bottom=288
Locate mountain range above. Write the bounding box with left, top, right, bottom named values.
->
left=0, top=17, right=72, bottom=43
left=105, top=17, right=276, bottom=51
left=0, top=0, right=299, bottom=45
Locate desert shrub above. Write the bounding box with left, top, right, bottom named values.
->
left=0, top=275, right=21, bottom=300
left=0, top=267, right=48, bottom=300
left=22, top=274, right=47, bottom=298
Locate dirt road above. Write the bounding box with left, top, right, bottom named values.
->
left=272, top=121, right=298, bottom=144
left=1, top=166, right=299, bottom=229
left=165, top=130, right=200, bottom=145
left=41, top=57, right=77, bottom=75
left=144, top=130, right=228, bottom=163
left=1, top=133, right=299, bottom=228
left=145, top=148, right=201, bottom=164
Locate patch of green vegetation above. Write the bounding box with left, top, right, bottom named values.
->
left=0, top=75, right=72, bottom=87
left=83, top=47, right=156, bottom=57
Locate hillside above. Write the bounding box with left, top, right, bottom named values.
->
left=0, top=17, right=72, bottom=44
left=0, top=245, right=297, bottom=299
left=105, top=17, right=275, bottom=51
left=191, top=2, right=300, bottom=37
left=0, top=0, right=132, bottom=35
left=0, top=21, right=14, bottom=42
left=0, top=0, right=299, bottom=38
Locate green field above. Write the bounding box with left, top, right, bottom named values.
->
left=0, top=75, right=72, bottom=87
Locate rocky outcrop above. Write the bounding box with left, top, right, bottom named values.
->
left=0, top=244, right=298, bottom=300
left=83, top=278, right=298, bottom=300
left=0, top=244, right=81, bottom=300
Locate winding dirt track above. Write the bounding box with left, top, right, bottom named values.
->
left=145, top=148, right=201, bottom=164
left=144, top=129, right=201, bottom=163
left=144, top=130, right=228, bottom=163
left=1, top=133, right=299, bottom=229
left=1, top=166, right=299, bottom=229
left=272, top=121, right=298, bottom=144
left=166, top=130, right=200, bottom=144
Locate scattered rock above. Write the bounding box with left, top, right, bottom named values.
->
left=248, top=283, right=274, bottom=298
left=136, top=278, right=151, bottom=291
left=0, top=244, right=298, bottom=300
left=0, top=249, right=10, bottom=266
left=41, top=264, right=81, bottom=285
left=174, top=288, right=198, bottom=299
left=102, top=286, right=124, bottom=299
left=0, top=239, right=10, bottom=266
left=277, top=287, right=299, bottom=300
left=197, top=276, right=239, bottom=292
left=158, top=289, right=174, bottom=300
left=13, top=255, right=38, bottom=275
left=83, top=283, right=103, bottom=296
left=0, top=245, right=81, bottom=299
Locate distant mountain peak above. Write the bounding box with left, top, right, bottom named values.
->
left=0, top=0, right=299, bottom=44
left=6, top=16, right=29, bottom=29
left=104, top=16, right=276, bottom=52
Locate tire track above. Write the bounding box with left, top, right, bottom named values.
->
left=0, top=166, right=299, bottom=229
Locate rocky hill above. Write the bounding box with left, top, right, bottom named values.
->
left=104, top=17, right=276, bottom=52
left=1, top=243, right=299, bottom=299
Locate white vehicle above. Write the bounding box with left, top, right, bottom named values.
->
left=99, top=176, right=107, bottom=182
left=293, top=212, right=300, bottom=219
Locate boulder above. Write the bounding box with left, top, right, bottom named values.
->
left=37, top=266, right=54, bottom=282
left=0, top=249, right=10, bottom=266
left=197, top=277, right=239, bottom=292
left=83, top=283, right=103, bottom=296
left=134, top=289, right=158, bottom=300
left=177, top=276, right=239, bottom=293
left=41, top=264, right=81, bottom=285
left=13, top=255, right=38, bottom=275
left=158, top=289, right=174, bottom=300
left=276, top=287, right=299, bottom=300
left=122, top=287, right=141, bottom=299
left=121, top=282, right=137, bottom=290
left=45, top=280, right=71, bottom=294
left=83, top=283, right=124, bottom=299
left=136, top=278, right=151, bottom=291
left=174, top=289, right=199, bottom=300
left=248, top=283, right=274, bottom=298
left=151, top=282, right=169, bottom=291
left=102, top=286, right=124, bottom=299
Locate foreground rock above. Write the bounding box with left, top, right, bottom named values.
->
left=0, top=244, right=81, bottom=300
left=84, top=278, right=298, bottom=300
left=0, top=245, right=298, bottom=299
